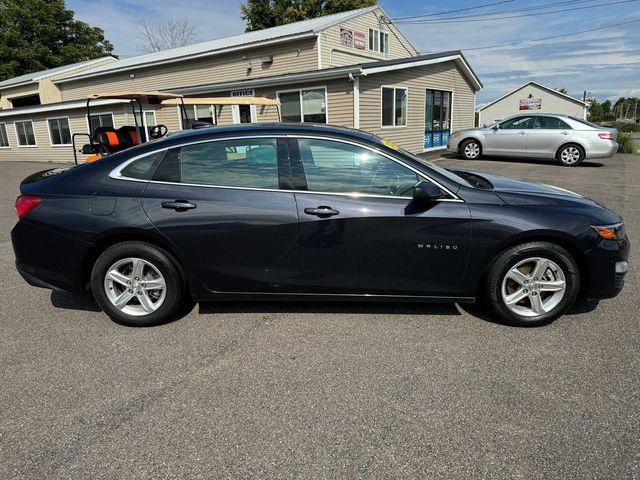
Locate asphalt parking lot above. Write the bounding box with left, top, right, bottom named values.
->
left=1, top=154, right=638, bottom=479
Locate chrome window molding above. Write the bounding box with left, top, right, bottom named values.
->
left=109, top=133, right=464, bottom=203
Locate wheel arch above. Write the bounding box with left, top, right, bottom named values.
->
left=477, top=231, right=590, bottom=299
left=81, top=229, right=188, bottom=294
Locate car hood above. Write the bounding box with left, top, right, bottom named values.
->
left=453, top=169, right=611, bottom=209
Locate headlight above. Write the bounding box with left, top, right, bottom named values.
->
left=591, top=222, right=626, bottom=240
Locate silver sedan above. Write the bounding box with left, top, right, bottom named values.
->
left=447, top=113, right=618, bottom=166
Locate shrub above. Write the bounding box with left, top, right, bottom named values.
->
left=612, top=122, right=640, bottom=133
left=617, top=133, right=638, bottom=154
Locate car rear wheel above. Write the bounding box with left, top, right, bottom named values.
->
left=485, top=241, right=580, bottom=327
left=557, top=144, right=585, bottom=166
left=460, top=139, right=482, bottom=160
left=91, top=241, right=185, bottom=326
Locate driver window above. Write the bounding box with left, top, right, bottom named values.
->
left=500, top=116, right=532, bottom=129
left=297, top=138, right=419, bottom=197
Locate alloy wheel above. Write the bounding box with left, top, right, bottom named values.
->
left=500, top=257, right=567, bottom=317
left=464, top=142, right=480, bottom=159
left=103, top=257, right=167, bottom=316
left=560, top=146, right=581, bottom=165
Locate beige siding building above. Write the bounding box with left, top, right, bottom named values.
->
left=0, top=6, right=482, bottom=162
left=478, top=81, right=588, bottom=126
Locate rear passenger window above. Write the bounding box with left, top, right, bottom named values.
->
left=297, top=138, right=418, bottom=197
left=173, top=138, right=279, bottom=189
left=532, top=117, right=571, bottom=129
left=120, top=150, right=166, bottom=180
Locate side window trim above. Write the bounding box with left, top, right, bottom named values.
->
left=287, top=135, right=461, bottom=201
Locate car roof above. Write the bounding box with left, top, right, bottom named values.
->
left=163, top=123, right=382, bottom=144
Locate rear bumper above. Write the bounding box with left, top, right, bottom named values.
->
left=11, top=220, right=92, bottom=293
left=584, top=236, right=629, bottom=300
left=586, top=142, right=618, bottom=159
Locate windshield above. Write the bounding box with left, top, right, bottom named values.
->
left=396, top=146, right=474, bottom=188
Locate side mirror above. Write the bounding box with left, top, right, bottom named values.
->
left=492, top=124, right=500, bottom=130
left=413, top=181, right=446, bottom=203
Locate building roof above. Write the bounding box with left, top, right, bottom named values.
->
left=0, top=57, right=117, bottom=90
left=174, top=50, right=482, bottom=95
left=477, top=81, right=588, bottom=111
left=56, top=6, right=381, bottom=84
left=0, top=97, right=129, bottom=119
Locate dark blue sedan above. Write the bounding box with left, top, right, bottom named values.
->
left=11, top=124, right=629, bottom=327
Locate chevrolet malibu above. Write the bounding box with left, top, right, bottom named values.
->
left=448, top=113, right=618, bottom=166
left=12, top=124, right=628, bottom=327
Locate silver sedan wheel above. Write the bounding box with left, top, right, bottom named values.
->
left=560, top=146, right=581, bottom=164
left=464, top=142, right=480, bottom=159
left=104, top=257, right=166, bottom=316
left=501, top=257, right=566, bottom=318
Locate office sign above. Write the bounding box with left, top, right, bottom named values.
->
left=231, top=89, right=255, bottom=97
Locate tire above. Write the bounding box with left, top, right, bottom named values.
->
left=91, top=241, right=185, bottom=327
left=460, top=139, right=482, bottom=160
left=557, top=144, right=585, bottom=166
left=484, top=241, right=580, bottom=327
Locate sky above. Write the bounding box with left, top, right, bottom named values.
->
left=66, top=0, right=640, bottom=105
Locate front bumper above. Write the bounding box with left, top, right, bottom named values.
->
left=584, top=235, right=629, bottom=300
left=447, top=135, right=461, bottom=153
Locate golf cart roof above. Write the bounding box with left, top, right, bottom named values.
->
left=162, top=96, right=280, bottom=106
left=87, top=91, right=183, bottom=101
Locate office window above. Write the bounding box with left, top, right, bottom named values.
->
left=89, top=113, right=114, bottom=134
left=382, top=87, right=407, bottom=127
left=369, top=28, right=389, bottom=53
left=185, top=105, right=215, bottom=125
left=279, top=88, right=327, bottom=123
left=47, top=117, right=72, bottom=145
left=15, top=121, right=36, bottom=146
left=0, top=123, right=9, bottom=147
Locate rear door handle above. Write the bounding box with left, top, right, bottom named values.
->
left=304, top=206, right=339, bottom=217
left=560, top=131, right=570, bottom=135
left=518, top=131, right=527, bottom=135
left=161, top=200, right=197, bottom=211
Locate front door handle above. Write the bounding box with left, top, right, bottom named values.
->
left=518, top=131, right=527, bottom=135
left=161, top=200, right=197, bottom=211
left=304, top=206, right=339, bottom=217
left=560, top=131, right=570, bottom=135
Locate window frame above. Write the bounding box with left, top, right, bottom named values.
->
left=86, top=112, right=115, bottom=135
left=276, top=86, right=328, bottom=124
left=0, top=123, right=10, bottom=148
left=368, top=28, right=388, bottom=53
left=14, top=120, right=37, bottom=148
left=46, top=116, right=72, bottom=147
left=110, top=135, right=462, bottom=202
left=499, top=116, right=534, bottom=130
left=381, top=85, right=408, bottom=128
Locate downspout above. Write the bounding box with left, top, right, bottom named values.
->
left=348, top=70, right=364, bottom=130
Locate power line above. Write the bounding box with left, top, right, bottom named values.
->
left=399, top=0, right=639, bottom=24
left=392, top=0, right=516, bottom=21
left=394, top=0, right=598, bottom=23
left=420, top=18, right=640, bottom=51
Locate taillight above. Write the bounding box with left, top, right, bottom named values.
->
left=15, top=195, right=41, bottom=220
left=598, top=132, right=615, bottom=140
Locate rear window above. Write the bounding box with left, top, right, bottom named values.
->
left=120, top=150, right=166, bottom=180
left=568, top=116, right=602, bottom=129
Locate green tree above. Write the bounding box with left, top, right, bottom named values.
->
left=556, top=87, right=568, bottom=94
left=602, top=99, right=611, bottom=114
left=241, top=0, right=377, bottom=31
left=588, top=100, right=603, bottom=122
left=0, top=0, right=114, bottom=82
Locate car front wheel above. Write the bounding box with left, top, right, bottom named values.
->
left=460, top=139, right=482, bottom=160
left=485, top=242, right=580, bottom=327
left=91, top=241, right=185, bottom=326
